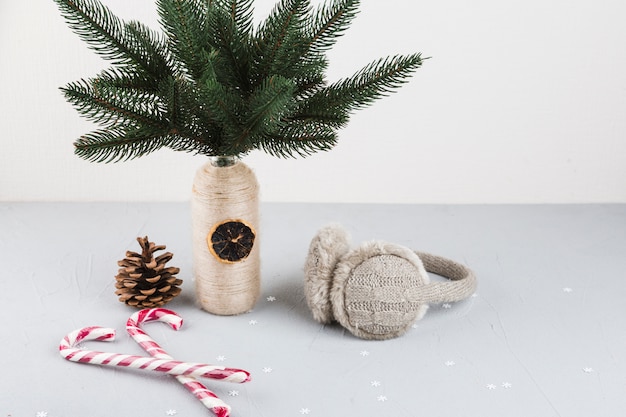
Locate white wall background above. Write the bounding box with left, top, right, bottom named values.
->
left=1, top=0, right=625, bottom=203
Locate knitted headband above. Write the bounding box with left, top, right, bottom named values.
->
left=304, top=224, right=477, bottom=340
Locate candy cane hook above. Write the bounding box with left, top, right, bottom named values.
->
left=127, top=309, right=235, bottom=417
left=59, top=326, right=251, bottom=382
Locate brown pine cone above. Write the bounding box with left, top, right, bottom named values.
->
left=114, top=236, right=182, bottom=308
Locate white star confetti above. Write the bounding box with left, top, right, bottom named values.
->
left=216, top=355, right=226, bottom=362
left=445, top=361, right=456, bottom=367
left=36, top=412, right=48, bottom=417
left=502, top=382, right=512, bottom=389
left=229, top=390, right=239, bottom=397
left=486, top=384, right=497, bottom=390
left=166, top=410, right=177, bottom=416
left=249, top=319, right=258, bottom=325
left=442, top=303, right=452, bottom=309
left=583, top=367, right=594, bottom=373
left=377, top=395, right=388, bottom=402
left=563, top=287, right=574, bottom=293
left=300, top=408, right=311, bottom=414
left=266, top=296, right=277, bottom=302
left=360, top=350, right=370, bottom=357
left=371, top=381, right=381, bottom=387
left=263, top=367, right=273, bottom=373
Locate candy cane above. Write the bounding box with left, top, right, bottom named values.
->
left=59, top=326, right=251, bottom=383
left=127, top=309, right=233, bottom=417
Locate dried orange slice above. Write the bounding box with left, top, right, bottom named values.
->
left=208, top=220, right=256, bottom=263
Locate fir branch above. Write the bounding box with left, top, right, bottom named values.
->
left=53, top=0, right=166, bottom=77
left=288, top=105, right=348, bottom=128
left=74, top=126, right=216, bottom=162
left=206, top=5, right=252, bottom=92
left=305, top=0, right=360, bottom=55
left=96, top=68, right=155, bottom=92
left=158, top=75, right=224, bottom=149
left=197, top=74, right=247, bottom=154
left=166, top=134, right=218, bottom=156
left=61, top=78, right=168, bottom=129
left=303, top=53, right=425, bottom=115
left=291, top=55, right=328, bottom=98
left=124, top=20, right=173, bottom=82
left=259, top=121, right=337, bottom=158
left=222, top=0, right=255, bottom=36
left=53, top=0, right=125, bottom=62
left=157, top=0, right=209, bottom=80
left=157, top=75, right=186, bottom=136
left=74, top=127, right=171, bottom=162
left=254, top=0, right=310, bottom=79
left=202, top=81, right=244, bottom=140
left=233, top=75, right=296, bottom=152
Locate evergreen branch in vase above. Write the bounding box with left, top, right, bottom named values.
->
left=54, top=0, right=426, bottom=161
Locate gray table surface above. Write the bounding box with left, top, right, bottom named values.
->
left=1, top=203, right=625, bottom=417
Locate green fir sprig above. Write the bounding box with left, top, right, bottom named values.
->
left=54, top=0, right=426, bottom=162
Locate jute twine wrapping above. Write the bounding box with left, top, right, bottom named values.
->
left=191, top=158, right=260, bottom=315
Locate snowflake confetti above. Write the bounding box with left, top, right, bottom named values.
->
left=442, top=303, right=452, bottom=309
left=360, top=350, right=370, bottom=357
left=371, top=380, right=381, bottom=387
left=502, top=382, right=512, bottom=389
left=216, top=355, right=226, bottom=362
left=266, top=296, right=277, bottom=302
left=300, top=408, right=311, bottom=415
left=229, top=390, right=239, bottom=397
left=166, top=410, right=177, bottom=416
left=263, top=367, right=273, bottom=373
left=486, top=384, right=497, bottom=390
left=36, top=412, right=48, bottom=417
left=445, top=361, right=456, bottom=367
left=377, top=395, right=388, bottom=402
left=583, top=367, right=594, bottom=373
left=563, top=287, right=574, bottom=293
left=249, top=320, right=258, bottom=325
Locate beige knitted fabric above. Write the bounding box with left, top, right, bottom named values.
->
left=416, top=251, right=477, bottom=303
left=330, top=240, right=432, bottom=340
left=191, top=157, right=260, bottom=315
left=336, top=252, right=430, bottom=339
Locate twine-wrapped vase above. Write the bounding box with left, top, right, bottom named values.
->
left=191, top=156, right=260, bottom=315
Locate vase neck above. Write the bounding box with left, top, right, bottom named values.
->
left=210, top=155, right=238, bottom=167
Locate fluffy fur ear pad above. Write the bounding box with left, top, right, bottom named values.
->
left=303, top=224, right=350, bottom=324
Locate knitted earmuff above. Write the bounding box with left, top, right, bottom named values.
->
left=304, top=224, right=477, bottom=340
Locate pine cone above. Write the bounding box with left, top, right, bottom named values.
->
left=115, top=236, right=182, bottom=308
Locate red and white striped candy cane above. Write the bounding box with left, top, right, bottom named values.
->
left=127, top=309, right=235, bottom=417
left=59, top=326, right=251, bottom=383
